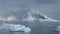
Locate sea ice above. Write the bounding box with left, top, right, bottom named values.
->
left=0, top=23, right=31, bottom=33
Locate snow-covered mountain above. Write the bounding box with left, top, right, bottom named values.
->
left=0, top=9, right=60, bottom=22
left=22, top=9, right=60, bottom=22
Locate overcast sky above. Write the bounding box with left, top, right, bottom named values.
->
left=0, top=0, right=60, bottom=19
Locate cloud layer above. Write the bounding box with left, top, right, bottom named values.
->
left=0, top=0, right=60, bottom=20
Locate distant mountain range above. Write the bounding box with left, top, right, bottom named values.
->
left=0, top=9, right=59, bottom=22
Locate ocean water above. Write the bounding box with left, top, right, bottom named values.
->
left=0, top=21, right=59, bottom=34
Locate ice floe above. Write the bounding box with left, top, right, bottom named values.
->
left=0, top=23, right=31, bottom=33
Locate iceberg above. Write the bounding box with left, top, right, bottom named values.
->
left=0, top=23, right=31, bottom=33
left=0, top=16, right=17, bottom=21
left=7, top=16, right=17, bottom=21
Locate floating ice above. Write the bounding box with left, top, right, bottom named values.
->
left=0, top=23, right=31, bottom=33
left=55, top=26, right=60, bottom=31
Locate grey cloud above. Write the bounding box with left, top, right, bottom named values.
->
left=32, top=0, right=59, bottom=4
left=0, top=0, right=60, bottom=20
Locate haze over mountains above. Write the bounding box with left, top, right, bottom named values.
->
left=0, top=9, right=59, bottom=22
